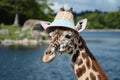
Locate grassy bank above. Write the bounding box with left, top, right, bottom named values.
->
left=0, top=25, right=119, bottom=40
left=0, top=25, right=21, bottom=40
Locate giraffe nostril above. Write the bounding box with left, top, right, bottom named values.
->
left=46, top=51, right=51, bottom=54
left=46, top=51, right=54, bottom=55
left=46, top=52, right=49, bottom=54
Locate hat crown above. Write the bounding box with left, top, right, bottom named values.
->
left=54, top=8, right=74, bottom=24
left=40, top=7, right=87, bottom=33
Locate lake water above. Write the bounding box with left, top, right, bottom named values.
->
left=0, top=31, right=120, bottom=80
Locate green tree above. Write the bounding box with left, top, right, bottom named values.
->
left=104, top=12, right=120, bottom=29
left=75, top=10, right=120, bottom=29
left=0, top=0, right=53, bottom=25
left=84, top=13, right=105, bottom=29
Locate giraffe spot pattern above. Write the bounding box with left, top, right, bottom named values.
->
left=82, top=53, right=88, bottom=59
left=76, top=50, right=80, bottom=55
left=74, top=44, right=77, bottom=49
left=97, top=75, right=102, bottom=80
left=69, top=50, right=73, bottom=55
left=76, top=65, right=86, bottom=78
left=90, top=72, right=96, bottom=80
left=78, top=39, right=81, bottom=43
left=85, top=77, right=89, bottom=80
left=86, top=57, right=91, bottom=69
left=78, top=59, right=83, bottom=66
left=67, top=47, right=71, bottom=51
left=78, top=44, right=84, bottom=51
left=72, top=50, right=79, bottom=63
left=92, top=65, right=97, bottom=72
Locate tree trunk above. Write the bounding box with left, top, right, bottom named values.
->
left=13, top=13, right=19, bottom=27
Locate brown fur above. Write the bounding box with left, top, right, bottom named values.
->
left=76, top=65, right=86, bottom=77
left=75, top=35, right=108, bottom=80
left=90, top=72, right=96, bottom=80
left=83, top=39, right=109, bottom=80
left=92, top=65, right=97, bottom=72
left=78, top=59, right=83, bottom=66
left=98, top=75, right=102, bottom=80
left=85, top=77, right=89, bottom=80
left=82, top=52, right=88, bottom=59
left=86, top=57, right=91, bottom=69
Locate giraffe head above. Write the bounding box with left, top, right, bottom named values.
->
left=41, top=7, right=87, bottom=62
left=42, top=19, right=87, bottom=62
left=43, top=28, right=75, bottom=62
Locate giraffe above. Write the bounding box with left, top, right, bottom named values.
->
left=41, top=8, right=108, bottom=80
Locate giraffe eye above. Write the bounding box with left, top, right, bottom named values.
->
left=65, top=34, right=71, bottom=39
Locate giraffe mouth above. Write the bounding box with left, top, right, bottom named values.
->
left=42, top=53, right=56, bottom=63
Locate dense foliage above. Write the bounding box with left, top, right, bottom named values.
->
left=74, top=10, right=120, bottom=29
left=0, top=0, right=120, bottom=29
left=0, top=0, right=54, bottom=25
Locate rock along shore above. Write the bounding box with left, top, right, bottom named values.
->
left=0, top=39, right=50, bottom=47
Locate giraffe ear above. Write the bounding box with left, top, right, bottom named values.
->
left=76, top=18, right=87, bottom=32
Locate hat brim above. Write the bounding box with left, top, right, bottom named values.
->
left=40, top=20, right=79, bottom=35
left=46, top=26, right=79, bottom=35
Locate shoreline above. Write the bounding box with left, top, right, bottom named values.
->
left=0, top=39, right=50, bottom=46
left=84, top=29, right=120, bottom=32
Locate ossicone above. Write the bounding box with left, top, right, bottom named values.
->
left=60, top=6, right=65, bottom=11
left=68, top=8, right=73, bottom=13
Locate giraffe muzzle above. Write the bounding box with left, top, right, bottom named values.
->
left=42, top=52, right=56, bottom=63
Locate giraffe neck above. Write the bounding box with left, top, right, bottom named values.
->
left=68, top=36, right=108, bottom=80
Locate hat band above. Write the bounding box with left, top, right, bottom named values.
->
left=50, top=20, right=75, bottom=29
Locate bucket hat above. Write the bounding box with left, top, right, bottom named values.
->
left=40, top=7, right=87, bottom=34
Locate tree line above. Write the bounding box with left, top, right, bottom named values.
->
left=0, top=0, right=120, bottom=29
left=74, top=10, right=120, bottom=29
